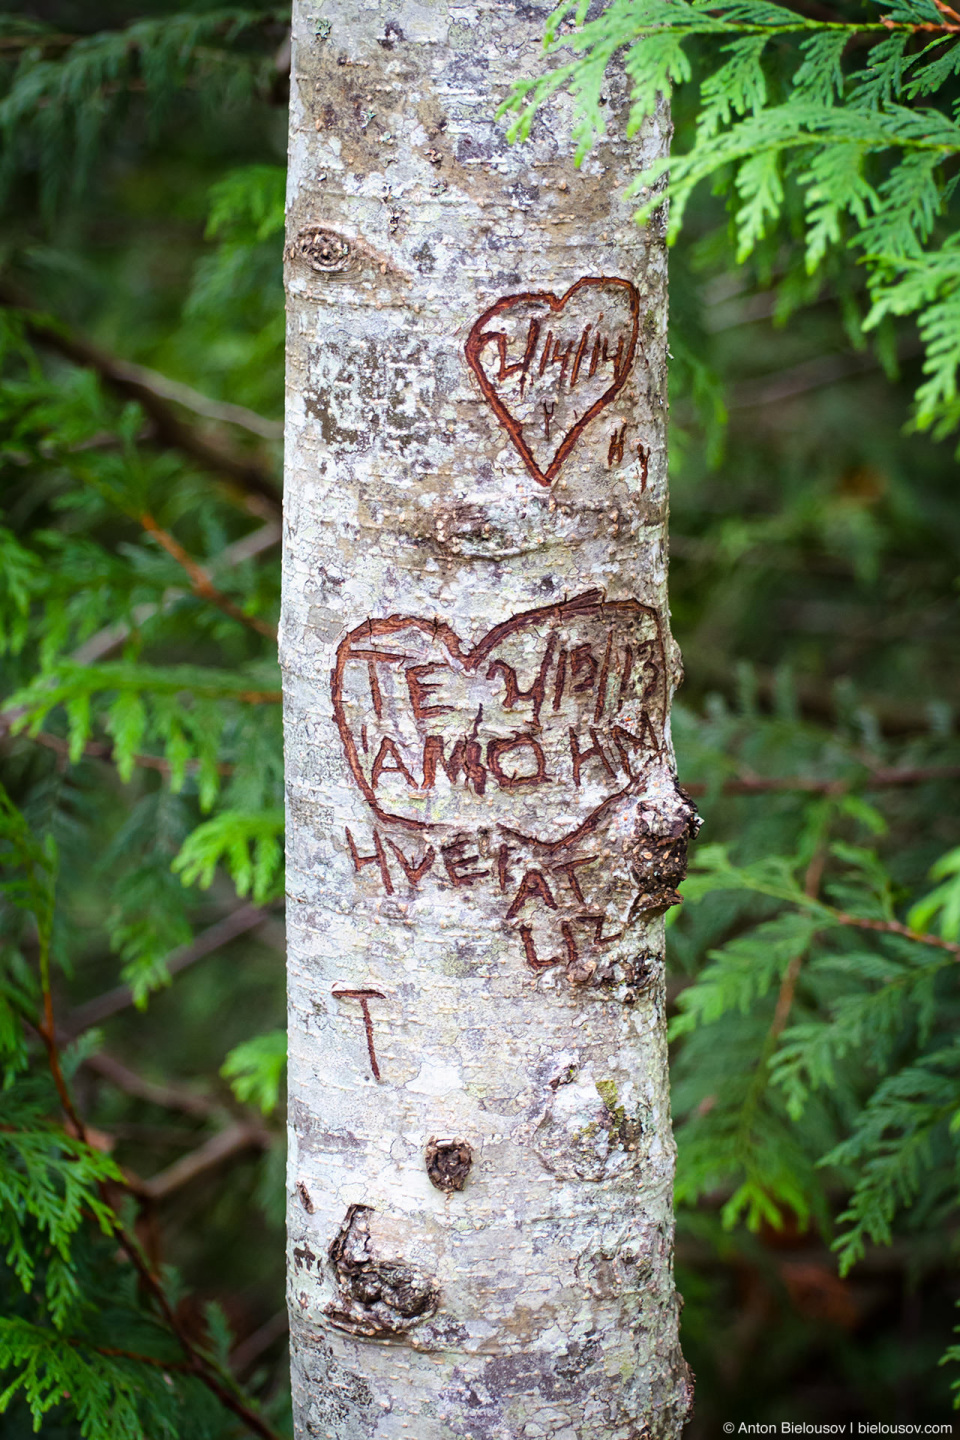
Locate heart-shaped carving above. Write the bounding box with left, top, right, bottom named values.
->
left=465, top=277, right=641, bottom=488
left=331, top=590, right=666, bottom=848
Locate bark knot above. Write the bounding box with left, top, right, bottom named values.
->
left=292, top=225, right=353, bottom=274
left=424, top=1136, right=473, bottom=1192
left=324, top=1205, right=440, bottom=1338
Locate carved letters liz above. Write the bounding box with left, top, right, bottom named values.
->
left=465, top=277, right=641, bottom=488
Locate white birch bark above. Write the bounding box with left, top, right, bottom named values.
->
left=282, top=4, right=698, bottom=1436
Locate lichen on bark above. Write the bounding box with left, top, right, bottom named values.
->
left=283, top=2, right=696, bottom=1436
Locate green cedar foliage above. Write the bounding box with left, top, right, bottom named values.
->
left=505, top=0, right=960, bottom=442
left=0, top=9, right=287, bottom=219
left=1, top=7, right=287, bottom=1436
left=220, top=1029, right=286, bottom=1115
left=667, top=699, right=960, bottom=1403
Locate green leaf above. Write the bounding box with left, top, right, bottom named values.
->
left=670, top=910, right=817, bottom=1038
left=221, top=1029, right=286, bottom=1114
left=172, top=808, right=284, bottom=903
left=908, top=845, right=960, bottom=940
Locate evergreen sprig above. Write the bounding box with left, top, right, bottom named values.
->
left=670, top=783, right=960, bottom=1339
left=505, top=0, right=960, bottom=442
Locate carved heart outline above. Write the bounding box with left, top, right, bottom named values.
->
left=465, top=277, right=641, bottom=488
left=331, top=589, right=666, bottom=846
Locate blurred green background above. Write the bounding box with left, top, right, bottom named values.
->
left=1, top=2, right=958, bottom=1435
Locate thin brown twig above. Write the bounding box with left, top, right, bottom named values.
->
left=0, top=32, right=79, bottom=52
left=65, top=905, right=271, bottom=1036
left=74, top=1341, right=192, bottom=1373
left=30, top=728, right=236, bottom=777
left=769, top=949, right=806, bottom=1041
left=682, top=764, right=960, bottom=797
left=769, top=835, right=827, bottom=1042
left=71, top=519, right=281, bottom=665
left=803, top=845, right=828, bottom=905
left=139, top=1122, right=271, bottom=1202
left=882, top=10, right=960, bottom=31
left=831, top=910, right=960, bottom=959
left=230, top=1310, right=289, bottom=1377
left=36, top=1009, right=86, bottom=1137
left=81, top=1051, right=221, bottom=1121
left=139, top=513, right=277, bottom=641
left=99, top=1219, right=285, bottom=1440
left=114, top=362, right=283, bottom=440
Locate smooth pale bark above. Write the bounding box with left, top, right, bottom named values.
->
left=282, top=4, right=697, bottom=1437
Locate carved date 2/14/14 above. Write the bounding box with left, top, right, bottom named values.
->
left=465, top=277, right=640, bottom=488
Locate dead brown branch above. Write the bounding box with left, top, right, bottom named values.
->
left=81, top=1052, right=221, bottom=1120
left=65, top=905, right=274, bottom=1036
left=117, top=362, right=283, bottom=440
left=140, top=1122, right=271, bottom=1202
left=0, top=281, right=282, bottom=516
left=230, top=1310, right=289, bottom=1377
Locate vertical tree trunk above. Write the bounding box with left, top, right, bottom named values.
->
left=282, top=4, right=697, bottom=1436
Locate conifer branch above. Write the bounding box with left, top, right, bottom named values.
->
left=0, top=282, right=282, bottom=516
left=882, top=0, right=960, bottom=34
left=29, top=911, right=285, bottom=1440
left=68, top=520, right=280, bottom=665
left=829, top=910, right=960, bottom=958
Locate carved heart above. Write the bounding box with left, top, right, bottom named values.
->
left=465, top=277, right=640, bottom=488
left=331, top=590, right=666, bottom=848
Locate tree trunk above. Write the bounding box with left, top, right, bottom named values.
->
left=282, top=4, right=698, bottom=1437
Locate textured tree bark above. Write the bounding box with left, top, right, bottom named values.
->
left=282, top=3, right=698, bottom=1437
